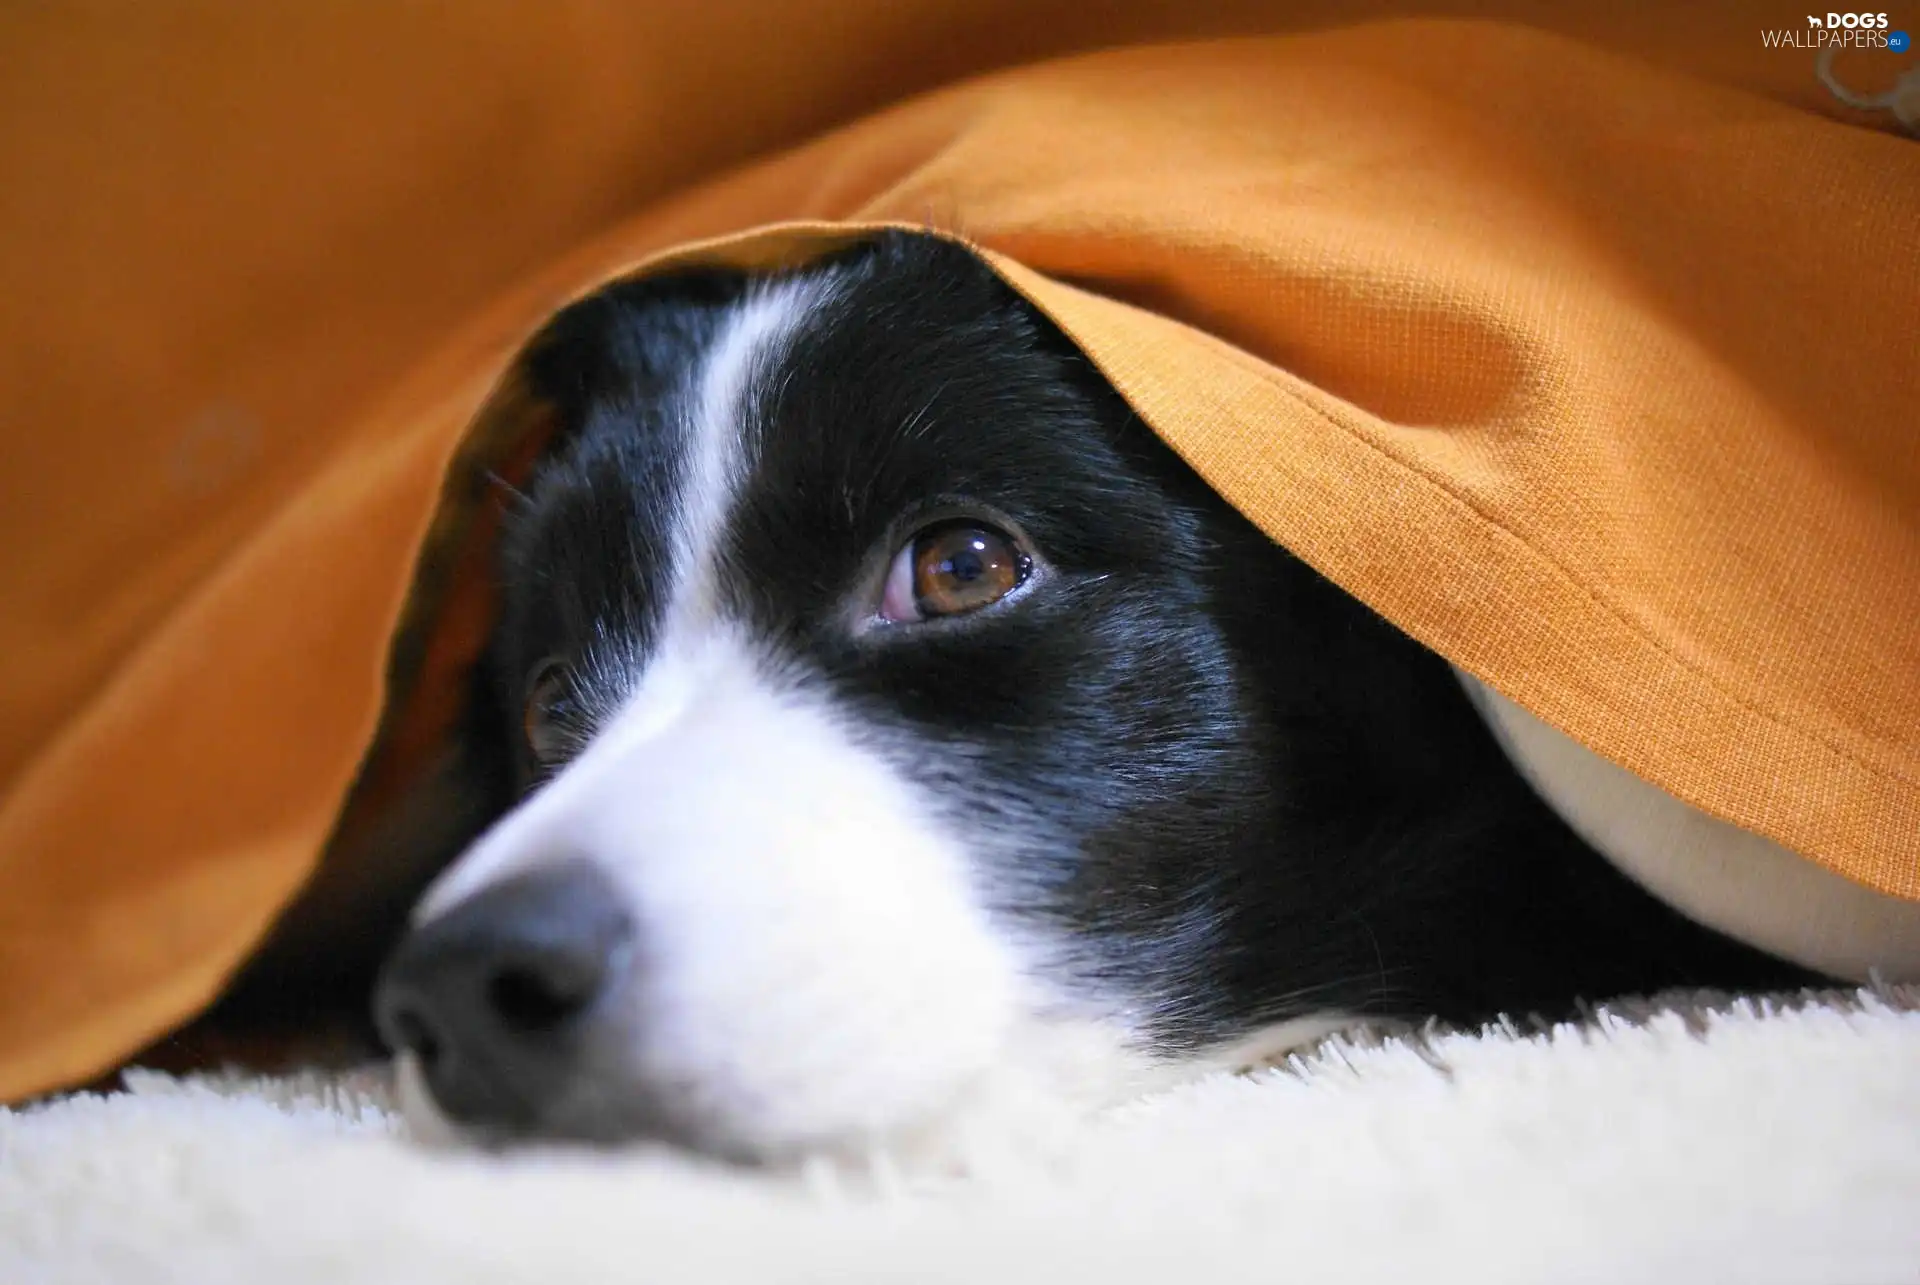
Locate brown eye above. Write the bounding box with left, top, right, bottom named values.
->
left=522, top=659, right=575, bottom=765
left=879, top=522, right=1031, bottom=623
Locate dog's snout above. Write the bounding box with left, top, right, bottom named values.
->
left=374, top=860, right=633, bottom=1131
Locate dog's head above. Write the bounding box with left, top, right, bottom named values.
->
left=373, top=232, right=1357, bottom=1161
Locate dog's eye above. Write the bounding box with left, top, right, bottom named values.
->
left=522, top=659, right=575, bottom=765
left=879, top=522, right=1032, bottom=623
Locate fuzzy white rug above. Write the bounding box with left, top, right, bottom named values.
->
left=4, top=987, right=1918, bottom=1285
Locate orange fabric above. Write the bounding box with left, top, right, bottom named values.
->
left=2, top=3, right=1916, bottom=1102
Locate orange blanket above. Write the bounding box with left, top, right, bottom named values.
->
left=3, top=3, right=1916, bottom=1103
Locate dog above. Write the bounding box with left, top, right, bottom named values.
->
left=369, top=230, right=1812, bottom=1163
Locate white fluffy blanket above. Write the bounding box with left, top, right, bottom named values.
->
left=5, top=987, right=1918, bottom=1285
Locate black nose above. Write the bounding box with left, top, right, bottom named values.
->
left=373, top=860, right=634, bottom=1132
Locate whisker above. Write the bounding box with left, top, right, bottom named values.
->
left=483, top=468, right=531, bottom=509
